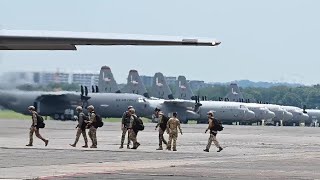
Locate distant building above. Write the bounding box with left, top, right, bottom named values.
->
left=140, top=75, right=153, bottom=87
left=71, top=73, right=99, bottom=87
left=189, top=80, right=211, bottom=91
left=39, top=72, right=70, bottom=84
left=165, top=76, right=177, bottom=86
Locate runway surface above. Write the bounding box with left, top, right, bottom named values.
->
left=1, top=119, right=320, bottom=179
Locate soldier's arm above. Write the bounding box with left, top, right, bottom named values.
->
left=166, top=118, right=171, bottom=133
left=89, top=113, right=96, bottom=123
left=178, top=120, right=182, bottom=134
left=32, top=113, right=37, bottom=126
left=121, top=112, right=126, bottom=127
left=155, top=115, right=162, bottom=129
left=205, top=119, right=213, bottom=133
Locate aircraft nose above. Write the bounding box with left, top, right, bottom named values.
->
left=284, top=111, right=293, bottom=121
left=266, top=111, right=275, bottom=119
left=246, top=110, right=255, bottom=120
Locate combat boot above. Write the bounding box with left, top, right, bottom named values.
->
left=156, top=146, right=163, bottom=150
left=45, top=140, right=49, bottom=147
left=173, top=148, right=177, bottom=151
left=203, top=149, right=209, bottom=152
left=217, top=147, right=223, bottom=152
left=69, top=144, right=76, bottom=147
left=127, top=145, right=130, bottom=149
left=82, top=143, right=88, bottom=148
left=26, top=144, right=33, bottom=147
left=119, top=144, right=124, bottom=149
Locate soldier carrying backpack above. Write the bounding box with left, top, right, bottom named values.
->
left=26, top=106, right=49, bottom=147
left=204, top=111, right=223, bottom=153
left=154, top=108, right=169, bottom=150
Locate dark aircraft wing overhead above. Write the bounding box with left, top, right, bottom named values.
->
left=0, top=30, right=221, bottom=50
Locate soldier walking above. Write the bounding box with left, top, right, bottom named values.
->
left=70, top=106, right=88, bottom=148
left=154, top=109, right=168, bottom=150
left=166, top=112, right=182, bottom=151
left=26, top=106, right=49, bottom=147
left=204, top=111, right=223, bottom=152
left=120, top=106, right=133, bottom=149
left=86, top=105, right=98, bottom=148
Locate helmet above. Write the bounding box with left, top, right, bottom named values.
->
left=28, top=106, right=35, bottom=111
left=87, top=105, right=94, bottom=110
left=129, top=108, right=135, bottom=114
left=154, top=107, right=160, bottom=112
left=128, top=105, right=133, bottom=110
left=76, top=106, right=83, bottom=111
left=173, top=112, right=178, bottom=116
left=207, top=111, right=214, bottom=116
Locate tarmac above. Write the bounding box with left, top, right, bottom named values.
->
left=1, top=119, right=320, bottom=180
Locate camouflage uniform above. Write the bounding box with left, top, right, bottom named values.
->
left=88, top=111, right=97, bottom=148
left=128, top=114, right=140, bottom=149
left=71, top=112, right=88, bottom=147
left=27, top=111, right=48, bottom=146
left=204, top=117, right=223, bottom=152
left=120, top=111, right=131, bottom=148
left=166, top=117, right=182, bottom=151
left=155, top=113, right=168, bottom=150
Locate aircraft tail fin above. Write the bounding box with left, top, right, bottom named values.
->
left=122, top=70, right=149, bottom=98
left=150, top=72, right=174, bottom=99
left=98, top=66, right=121, bottom=93
left=224, top=83, right=244, bottom=102
left=174, top=76, right=194, bottom=100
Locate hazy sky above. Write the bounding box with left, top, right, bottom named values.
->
left=0, top=0, right=319, bottom=84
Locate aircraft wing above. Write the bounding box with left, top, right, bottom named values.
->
left=0, top=30, right=221, bottom=50
left=163, top=99, right=195, bottom=108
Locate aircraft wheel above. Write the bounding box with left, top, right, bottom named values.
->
left=53, top=114, right=60, bottom=120
left=60, top=114, right=65, bottom=121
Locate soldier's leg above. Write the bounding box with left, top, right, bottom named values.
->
left=88, top=128, right=94, bottom=145
left=35, top=129, right=46, bottom=142
left=35, top=129, right=49, bottom=146
left=127, top=129, right=130, bottom=148
left=205, top=134, right=214, bottom=150
left=71, top=128, right=82, bottom=146
left=129, top=130, right=137, bottom=148
left=167, top=133, right=172, bottom=150
left=120, top=128, right=126, bottom=148
left=92, top=128, right=97, bottom=147
left=161, top=130, right=167, bottom=145
left=158, top=129, right=163, bottom=147
left=172, top=133, right=178, bottom=151
left=27, top=127, right=34, bottom=146
left=212, top=135, right=221, bottom=148
left=81, top=129, right=88, bottom=147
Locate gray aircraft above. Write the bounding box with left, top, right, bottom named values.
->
left=281, top=105, right=309, bottom=125
left=224, top=83, right=293, bottom=124
left=121, top=70, right=149, bottom=98
left=304, top=108, right=320, bottom=126
left=0, top=88, right=153, bottom=120
left=99, top=68, right=255, bottom=124
left=150, top=72, right=174, bottom=100
left=174, top=76, right=195, bottom=100
left=98, top=66, right=121, bottom=93
left=0, top=30, right=220, bottom=50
